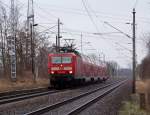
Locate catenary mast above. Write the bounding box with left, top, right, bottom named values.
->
left=10, top=0, right=17, bottom=80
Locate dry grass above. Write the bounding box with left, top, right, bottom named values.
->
left=119, top=95, right=149, bottom=115
left=119, top=101, right=148, bottom=115
left=136, top=79, right=150, bottom=94
left=136, top=79, right=150, bottom=111
left=0, top=71, right=49, bottom=93
left=136, top=80, right=148, bottom=93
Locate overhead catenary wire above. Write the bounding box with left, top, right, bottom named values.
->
left=115, top=42, right=132, bottom=53
left=81, top=0, right=100, bottom=33
left=37, top=23, right=142, bottom=45
left=35, top=22, right=133, bottom=65
left=34, top=1, right=59, bottom=19
left=83, top=0, right=104, bottom=24
left=104, top=21, right=132, bottom=39
left=35, top=3, right=150, bottom=22
left=36, top=4, right=150, bottom=24
left=16, top=0, right=59, bottom=25
left=1, top=0, right=149, bottom=24
left=0, top=0, right=144, bottom=69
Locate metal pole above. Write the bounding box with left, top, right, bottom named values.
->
left=10, top=0, right=16, bottom=81
left=30, top=24, right=34, bottom=75
left=58, top=19, right=60, bottom=52
left=32, top=1, right=35, bottom=78
left=27, top=0, right=35, bottom=77
left=132, top=8, right=136, bottom=93
left=56, top=35, right=58, bottom=52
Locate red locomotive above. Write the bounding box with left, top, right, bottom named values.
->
left=48, top=49, right=109, bottom=88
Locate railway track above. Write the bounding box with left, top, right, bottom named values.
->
left=25, top=79, right=127, bottom=115
left=0, top=79, right=116, bottom=105
left=0, top=88, right=60, bottom=105
left=67, top=80, right=126, bottom=115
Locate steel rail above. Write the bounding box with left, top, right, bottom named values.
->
left=0, top=89, right=60, bottom=105
left=0, top=80, right=105, bottom=105
left=67, top=80, right=127, bottom=115
left=0, top=79, right=118, bottom=105
left=0, top=88, right=49, bottom=100
left=25, top=79, right=124, bottom=115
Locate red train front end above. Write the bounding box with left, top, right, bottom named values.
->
left=48, top=53, right=76, bottom=87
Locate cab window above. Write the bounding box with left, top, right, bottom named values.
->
left=62, top=57, right=72, bottom=64
left=52, top=57, right=61, bottom=64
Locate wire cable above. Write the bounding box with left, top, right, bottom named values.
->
left=81, top=0, right=100, bottom=33
left=34, top=1, right=58, bottom=19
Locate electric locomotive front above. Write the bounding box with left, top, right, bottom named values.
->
left=48, top=53, right=76, bottom=87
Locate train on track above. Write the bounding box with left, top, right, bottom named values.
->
left=48, top=47, right=109, bottom=88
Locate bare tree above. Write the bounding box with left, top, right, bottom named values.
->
left=0, top=1, right=54, bottom=81
left=107, top=61, right=119, bottom=77
left=0, top=4, right=9, bottom=76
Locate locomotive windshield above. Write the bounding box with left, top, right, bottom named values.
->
left=52, top=57, right=61, bottom=64
left=51, top=56, right=72, bottom=64
left=62, top=57, right=72, bottom=64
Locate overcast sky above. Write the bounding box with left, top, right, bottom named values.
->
left=2, top=0, right=150, bottom=68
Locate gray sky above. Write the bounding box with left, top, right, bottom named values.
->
left=2, top=0, right=150, bottom=68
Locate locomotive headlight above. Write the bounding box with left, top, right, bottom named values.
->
left=51, top=71, right=54, bottom=74
left=69, top=71, right=72, bottom=74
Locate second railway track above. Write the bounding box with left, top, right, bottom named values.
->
left=0, top=88, right=61, bottom=105
left=25, top=79, right=127, bottom=115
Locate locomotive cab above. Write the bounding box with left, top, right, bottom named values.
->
left=48, top=53, right=76, bottom=87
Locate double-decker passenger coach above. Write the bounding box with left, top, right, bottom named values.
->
left=48, top=49, right=109, bottom=88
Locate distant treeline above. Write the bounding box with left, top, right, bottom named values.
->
left=118, top=68, right=132, bottom=77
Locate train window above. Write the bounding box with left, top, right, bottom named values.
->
left=62, top=57, right=72, bottom=63
left=52, top=57, right=61, bottom=64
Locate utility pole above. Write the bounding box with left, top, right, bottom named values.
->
left=56, top=35, right=57, bottom=52
left=58, top=19, right=60, bottom=52
left=26, top=0, right=34, bottom=68
left=27, top=0, right=37, bottom=78
left=30, top=24, right=34, bottom=76
left=132, top=8, right=136, bottom=93
left=10, top=0, right=16, bottom=81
